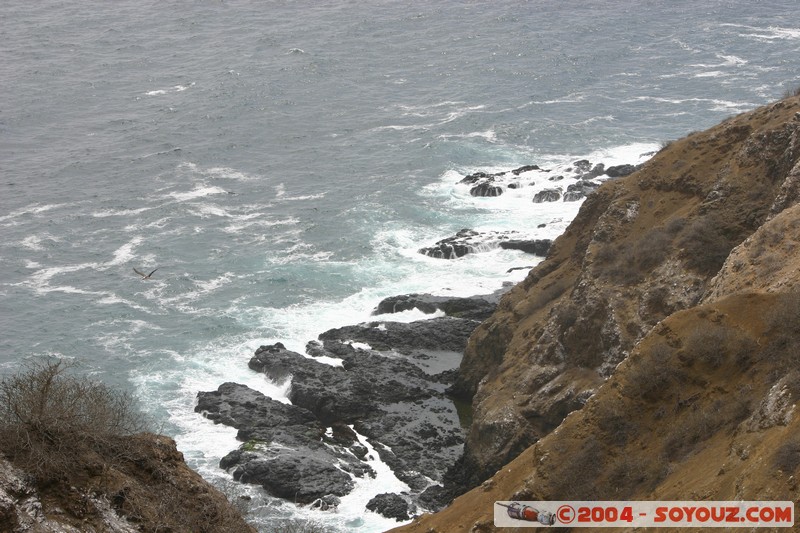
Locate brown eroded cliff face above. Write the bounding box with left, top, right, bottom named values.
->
left=0, top=433, right=255, bottom=533
left=443, top=94, right=800, bottom=492
left=393, top=291, right=800, bottom=532
left=0, top=432, right=256, bottom=533
left=391, top=95, right=800, bottom=530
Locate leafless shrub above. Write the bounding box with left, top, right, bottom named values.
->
left=625, top=343, right=676, bottom=402
left=678, top=216, right=737, bottom=275
left=634, top=228, right=672, bottom=271
left=547, top=436, right=605, bottom=500
left=0, top=359, right=255, bottom=532
left=782, top=85, right=800, bottom=99
left=593, top=398, right=637, bottom=447
left=666, top=217, right=687, bottom=235
left=664, top=398, right=750, bottom=461
left=595, top=229, right=673, bottom=285
left=774, top=438, right=800, bottom=473
left=0, top=358, right=148, bottom=481
left=763, top=294, right=800, bottom=334
left=682, top=326, right=728, bottom=369
left=607, top=453, right=668, bottom=496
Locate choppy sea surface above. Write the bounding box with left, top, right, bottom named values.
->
left=2, top=1, right=798, bottom=530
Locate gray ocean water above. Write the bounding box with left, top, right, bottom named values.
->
left=2, top=1, right=799, bottom=530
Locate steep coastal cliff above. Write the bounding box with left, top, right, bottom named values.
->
left=394, top=94, right=800, bottom=531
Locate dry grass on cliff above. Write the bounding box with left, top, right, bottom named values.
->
left=0, top=359, right=254, bottom=533
left=0, top=359, right=147, bottom=482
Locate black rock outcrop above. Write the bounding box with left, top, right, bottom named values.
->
left=498, top=239, right=552, bottom=256
left=533, top=188, right=561, bottom=203
left=198, top=321, right=474, bottom=512
left=366, top=493, right=413, bottom=521
left=419, top=229, right=552, bottom=259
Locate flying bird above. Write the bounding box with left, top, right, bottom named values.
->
left=133, top=267, right=158, bottom=280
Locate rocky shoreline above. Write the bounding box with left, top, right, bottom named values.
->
left=195, top=289, right=501, bottom=520
left=194, top=157, right=642, bottom=522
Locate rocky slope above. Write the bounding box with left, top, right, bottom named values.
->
left=0, top=433, right=254, bottom=533
left=390, top=93, right=800, bottom=531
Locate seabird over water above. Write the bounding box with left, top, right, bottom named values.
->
left=133, top=267, right=158, bottom=280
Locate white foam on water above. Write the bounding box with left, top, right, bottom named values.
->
left=278, top=193, right=327, bottom=202
left=25, top=262, right=100, bottom=294
left=96, top=295, right=151, bottom=312
left=145, top=83, right=194, bottom=96
left=20, top=235, right=45, bottom=250
left=267, top=244, right=335, bottom=266
left=0, top=203, right=68, bottom=224
left=694, top=70, right=727, bottom=78
left=92, top=206, right=151, bottom=218
left=167, top=184, right=229, bottom=202
left=105, top=236, right=143, bottom=267
left=189, top=202, right=233, bottom=218
left=223, top=217, right=300, bottom=234
left=194, top=272, right=235, bottom=294
left=325, top=428, right=411, bottom=532
left=689, top=54, right=748, bottom=68
left=205, top=166, right=259, bottom=181
left=721, top=23, right=800, bottom=41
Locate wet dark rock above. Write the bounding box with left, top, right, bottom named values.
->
left=196, top=381, right=317, bottom=430
left=196, top=382, right=370, bottom=504
left=223, top=447, right=355, bottom=503
left=418, top=229, right=478, bottom=259
left=511, top=164, right=541, bottom=175
left=564, top=180, right=601, bottom=202
left=498, top=239, right=552, bottom=256
left=319, top=316, right=480, bottom=353
left=419, top=229, right=550, bottom=260
left=507, top=182, right=522, bottom=189
left=573, top=159, right=592, bottom=172
left=418, top=484, right=450, bottom=511
left=366, top=493, right=412, bottom=521
left=236, top=340, right=467, bottom=510
left=372, top=292, right=501, bottom=321
left=311, top=495, right=341, bottom=512
left=548, top=175, right=564, bottom=181
left=469, top=182, right=503, bottom=197
left=579, top=163, right=606, bottom=180
left=605, top=164, right=638, bottom=177
left=533, top=188, right=561, bottom=203
left=459, top=171, right=497, bottom=184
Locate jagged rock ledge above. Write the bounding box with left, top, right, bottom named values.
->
left=196, top=290, right=508, bottom=520
left=418, top=229, right=552, bottom=260
left=460, top=159, right=640, bottom=199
